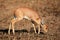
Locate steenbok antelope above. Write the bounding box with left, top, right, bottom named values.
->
left=8, top=7, right=48, bottom=35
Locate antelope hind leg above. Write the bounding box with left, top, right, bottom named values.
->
left=8, top=23, right=11, bottom=35
left=11, top=18, right=23, bottom=35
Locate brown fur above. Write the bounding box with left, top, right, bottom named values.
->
left=8, top=7, right=48, bottom=35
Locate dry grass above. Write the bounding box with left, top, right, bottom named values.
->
left=0, top=0, right=60, bottom=40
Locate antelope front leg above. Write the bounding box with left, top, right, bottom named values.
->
left=38, top=25, right=40, bottom=34
left=32, top=24, right=36, bottom=33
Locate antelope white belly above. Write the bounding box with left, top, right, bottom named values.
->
left=24, top=16, right=31, bottom=20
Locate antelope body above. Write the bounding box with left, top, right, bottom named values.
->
left=8, top=7, right=48, bottom=35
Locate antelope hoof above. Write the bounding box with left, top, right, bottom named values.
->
left=38, top=32, right=40, bottom=34
left=8, top=31, right=10, bottom=35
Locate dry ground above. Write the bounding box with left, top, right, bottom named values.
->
left=0, top=0, right=60, bottom=40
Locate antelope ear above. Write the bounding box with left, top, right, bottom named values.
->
left=41, top=18, right=45, bottom=25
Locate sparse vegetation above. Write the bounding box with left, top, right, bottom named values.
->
left=0, top=0, right=60, bottom=40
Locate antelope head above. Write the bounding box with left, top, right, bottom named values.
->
left=41, top=19, right=48, bottom=33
